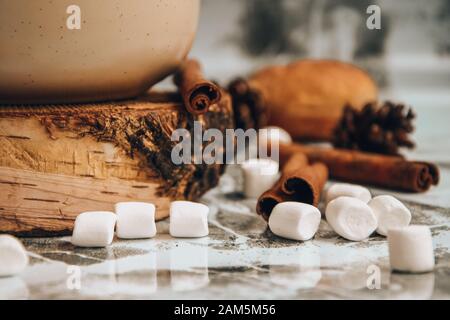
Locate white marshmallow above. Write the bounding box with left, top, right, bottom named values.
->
left=241, top=158, right=279, bottom=199
left=71, top=211, right=117, bottom=247
left=369, top=195, right=411, bottom=236
left=388, top=225, right=435, bottom=273
left=259, top=126, right=293, bottom=147
left=269, top=202, right=321, bottom=241
left=169, top=201, right=209, bottom=238
left=325, top=197, right=377, bottom=241
left=115, top=202, right=157, bottom=239
left=0, top=235, right=29, bottom=277
left=326, top=183, right=372, bottom=204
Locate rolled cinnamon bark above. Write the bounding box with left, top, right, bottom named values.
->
left=256, top=180, right=286, bottom=221
left=256, top=153, right=329, bottom=221
left=280, top=157, right=328, bottom=206
left=279, top=143, right=439, bottom=193
left=174, top=59, right=222, bottom=115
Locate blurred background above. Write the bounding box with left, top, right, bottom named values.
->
left=190, top=0, right=449, bottom=91
left=181, top=0, right=450, bottom=164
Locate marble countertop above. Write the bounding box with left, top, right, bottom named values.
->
left=1, top=98, right=450, bottom=300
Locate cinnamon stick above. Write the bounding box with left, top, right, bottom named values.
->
left=280, top=154, right=328, bottom=206
left=257, top=180, right=287, bottom=221
left=280, top=143, right=439, bottom=193
left=256, top=153, right=328, bottom=221
left=174, top=59, right=222, bottom=115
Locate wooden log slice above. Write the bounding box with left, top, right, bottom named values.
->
left=0, top=91, right=233, bottom=236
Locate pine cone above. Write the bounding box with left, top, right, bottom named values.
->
left=333, top=101, right=416, bottom=155
left=227, top=78, right=268, bottom=130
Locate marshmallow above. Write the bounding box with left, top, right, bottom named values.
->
left=169, top=201, right=209, bottom=238
left=115, top=202, right=157, bottom=239
left=0, top=235, right=29, bottom=277
left=242, top=158, right=279, bottom=198
left=388, top=225, right=435, bottom=273
left=71, top=211, right=117, bottom=247
left=259, top=126, right=293, bottom=147
left=325, top=197, right=377, bottom=241
left=269, top=202, right=321, bottom=241
left=369, top=195, right=411, bottom=236
left=326, top=183, right=372, bottom=204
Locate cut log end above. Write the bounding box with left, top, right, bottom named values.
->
left=0, top=91, right=234, bottom=236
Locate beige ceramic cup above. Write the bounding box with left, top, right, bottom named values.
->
left=0, top=0, right=200, bottom=104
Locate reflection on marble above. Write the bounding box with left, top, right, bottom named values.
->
left=388, top=273, right=436, bottom=300
left=170, top=242, right=210, bottom=292
left=115, top=252, right=158, bottom=296
left=0, top=277, right=29, bottom=300
left=268, top=241, right=322, bottom=291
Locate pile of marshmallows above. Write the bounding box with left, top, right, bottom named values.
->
left=244, top=127, right=435, bottom=274
left=245, top=173, right=434, bottom=274
left=71, top=201, right=210, bottom=247
left=0, top=200, right=209, bottom=278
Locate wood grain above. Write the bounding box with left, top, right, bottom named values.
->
left=0, top=167, right=171, bottom=236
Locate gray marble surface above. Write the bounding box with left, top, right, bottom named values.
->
left=1, top=94, right=450, bottom=300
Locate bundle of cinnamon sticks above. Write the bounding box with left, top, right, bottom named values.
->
left=279, top=143, right=439, bottom=193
